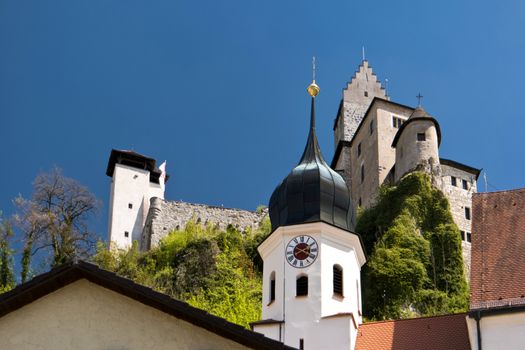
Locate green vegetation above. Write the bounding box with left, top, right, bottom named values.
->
left=0, top=215, right=15, bottom=293
left=357, top=172, right=468, bottom=320
left=93, top=218, right=270, bottom=328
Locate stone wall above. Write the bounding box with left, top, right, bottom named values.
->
left=141, top=198, right=267, bottom=250
left=440, top=163, right=478, bottom=279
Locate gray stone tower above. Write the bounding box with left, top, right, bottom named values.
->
left=334, top=60, right=389, bottom=147
left=392, top=106, right=442, bottom=184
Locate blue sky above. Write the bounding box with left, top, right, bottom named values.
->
left=1, top=0, right=525, bottom=238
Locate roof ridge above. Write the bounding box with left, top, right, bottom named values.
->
left=361, top=312, right=468, bottom=326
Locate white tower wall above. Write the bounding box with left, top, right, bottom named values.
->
left=108, top=163, right=165, bottom=250
left=254, top=222, right=365, bottom=350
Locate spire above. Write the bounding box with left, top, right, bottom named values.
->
left=301, top=58, right=325, bottom=165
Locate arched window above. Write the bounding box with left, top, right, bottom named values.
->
left=333, top=265, right=343, bottom=296
left=269, top=271, right=276, bottom=303
left=296, top=275, right=308, bottom=296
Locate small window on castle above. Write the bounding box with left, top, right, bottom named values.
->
left=128, top=203, right=133, bottom=209
left=124, top=231, right=129, bottom=238
left=417, top=133, right=426, bottom=141
left=358, top=197, right=362, bottom=207
left=369, top=120, right=374, bottom=135
left=357, top=142, right=362, bottom=157
left=296, top=275, right=308, bottom=296
left=364, top=91, right=368, bottom=97
left=451, top=176, right=457, bottom=187
left=361, top=165, right=365, bottom=183
left=392, top=116, right=404, bottom=128
left=465, top=207, right=471, bottom=220
left=333, top=265, right=343, bottom=296
left=269, top=272, right=276, bottom=303
left=300, top=339, right=304, bottom=350
left=467, top=232, right=472, bottom=242
left=460, top=230, right=465, bottom=241
left=462, top=179, right=469, bottom=190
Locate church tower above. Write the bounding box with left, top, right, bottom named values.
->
left=251, top=77, right=366, bottom=350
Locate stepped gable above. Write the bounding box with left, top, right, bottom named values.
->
left=334, top=60, right=388, bottom=144
left=470, top=188, right=525, bottom=310
left=269, top=95, right=356, bottom=232
left=355, top=313, right=470, bottom=350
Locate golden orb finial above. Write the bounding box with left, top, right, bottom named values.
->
left=307, top=81, right=320, bottom=97
left=307, top=56, right=320, bottom=97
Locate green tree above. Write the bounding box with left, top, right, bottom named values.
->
left=358, top=172, right=468, bottom=320
left=0, top=215, right=15, bottom=293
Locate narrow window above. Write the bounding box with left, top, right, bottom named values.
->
left=465, top=207, right=471, bottom=220
left=462, top=179, right=469, bottom=190
left=361, top=165, right=365, bottom=183
left=333, top=265, right=343, bottom=296
left=392, top=116, right=397, bottom=128
left=451, top=176, right=457, bottom=187
left=460, top=230, right=465, bottom=241
left=417, top=132, right=426, bottom=141
left=369, top=120, right=374, bottom=135
left=296, top=275, right=308, bottom=296
left=357, top=142, right=362, bottom=157
left=128, top=203, right=133, bottom=209
left=124, top=231, right=129, bottom=238
left=269, top=272, right=276, bottom=303
left=300, top=339, right=304, bottom=350
left=467, top=232, right=472, bottom=242
left=364, top=91, right=368, bottom=97
left=358, top=197, right=362, bottom=207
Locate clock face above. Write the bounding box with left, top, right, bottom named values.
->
left=286, top=235, right=318, bottom=268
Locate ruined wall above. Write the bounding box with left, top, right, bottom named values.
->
left=141, top=198, right=267, bottom=250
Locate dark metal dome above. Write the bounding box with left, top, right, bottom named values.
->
left=269, top=98, right=356, bottom=232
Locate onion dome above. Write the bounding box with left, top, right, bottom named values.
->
left=392, top=105, right=442, bottom=147
left=268, top=81, right=356, bottom=232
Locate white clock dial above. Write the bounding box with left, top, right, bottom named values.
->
left=286, top=235, right=318, bottom=268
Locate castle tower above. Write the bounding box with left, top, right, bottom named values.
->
left=334, top=60, right=388, bottom=147
left=392, top=106, right=441, bottom=182
left=106, top=149, right=167, bottom=250
left=251, top=80, right=366, bottom=350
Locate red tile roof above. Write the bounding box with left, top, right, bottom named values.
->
left=470, top=189, right=525, bottom=310
left=355, top=313, right=470, bottom=350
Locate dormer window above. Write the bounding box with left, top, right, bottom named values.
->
left=296, top=275, right=308, bottom=296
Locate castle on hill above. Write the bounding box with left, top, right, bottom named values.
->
left=106, top=59, right=479, bottom=277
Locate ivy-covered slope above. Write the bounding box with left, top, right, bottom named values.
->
left=94, top=218, right=270, bottom=328
left=357, top=172, right=468, bottom=320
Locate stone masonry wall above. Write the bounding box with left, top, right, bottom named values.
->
left=141, top=198, right=267, bottom=250
left=440, top=163, right=478, bottom=279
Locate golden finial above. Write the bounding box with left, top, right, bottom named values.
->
left=307, top=56, right=320, bottom=97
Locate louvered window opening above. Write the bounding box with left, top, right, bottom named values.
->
left=296, top=276, right=308, bottom=296
left=333, top=266, right=343, bottom=296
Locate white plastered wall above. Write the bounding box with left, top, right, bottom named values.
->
left=108, top=164, right=164, bottom=250
left=467, top=311, right=525, bottom=350
left=255, top=222, right=365, bottom=350
left=0, top=279, right=249, bottom=350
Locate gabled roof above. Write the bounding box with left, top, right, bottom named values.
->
left=470, top=189, right=525, bottom=312
left=0, top=261, right=295, bottom=350
left=355, top=313, right=470, bottom=350
left=331, top=97, right=414, bottom=167
left=440, top=158, right=481, bottom=180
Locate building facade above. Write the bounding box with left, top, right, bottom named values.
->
left=331, top=61, right=480, bottom=276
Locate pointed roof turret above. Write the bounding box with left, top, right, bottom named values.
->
left=269, top=79, right=356, bottom=232
left=392, top=105, right=442, bottom=147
